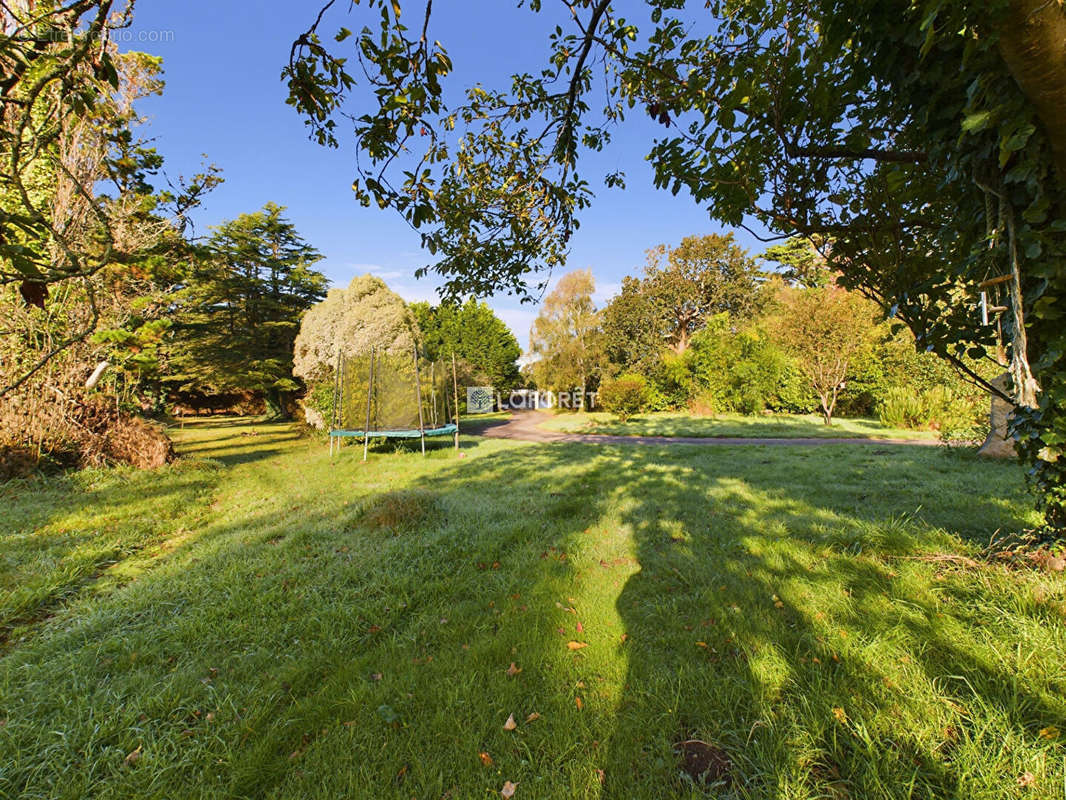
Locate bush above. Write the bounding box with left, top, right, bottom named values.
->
left=878, top=385, right=986, bottom=435
left=598, top=373, right=651, bottom=421
left=688, top=389, right=718, bottom=417
left=878, top=386, right=930, bottom=429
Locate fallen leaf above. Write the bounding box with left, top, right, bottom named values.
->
left=1017, top=771, right=1036, bottom=788
left=575, top=697, right=584, bottom=710
left=620, top=633, right=628, bottom=643
left=500, top=780, right=517, bottom=798
left=596, top=768, right=605, bottom=783
left=567, top=641, right=588, bottom=650
left=576, top=621, right=584, bottom=633
left=367, top=625, right=382, bottom=634
left=503, top=713, right=517, bottom=731
left=479, top=752, right=494, bottom=766
left=371, top=672, right=383, bottom=681
left=1039, top=725, right=1060, bottom=740
left=832, top=707, right=847, bottom=724
left=506, top=662, right=522, bottom=677
left=695, top=641, right=708, bottom=648
left=525, top=712, right=540, bottom=723
left=124, top=745, right=142, bottom=766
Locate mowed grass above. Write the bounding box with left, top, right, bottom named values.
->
left=1, top=418, right=1064, bottom=799
left=540, top=411, right=939, bottom=440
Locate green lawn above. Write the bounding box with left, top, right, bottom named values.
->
left=1, top=418, right=1063, bottom=799
left=540, top=411, right=940, bottom=440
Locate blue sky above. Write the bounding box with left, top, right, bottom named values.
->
left=125, top=0, right=769, bottom=349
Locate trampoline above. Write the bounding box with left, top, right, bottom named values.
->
left=329, top=347, right=461, bottom=460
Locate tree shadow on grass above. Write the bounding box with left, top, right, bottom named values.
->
left=401, top=442, right=1060, bottom=798
left=0, top=438, right=1059, bottom=800
left=0, top=460, right=222, bottom=643
left=536, top=443, right=1061, bottom=799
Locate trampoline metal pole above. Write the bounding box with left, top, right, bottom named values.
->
left=363, top=347, right=375, bottom=462
left=452, top=352, right=460, bottom=451
left=414, top=347, right=426, bottom=456
left=330, top=347, right=342, bottom=459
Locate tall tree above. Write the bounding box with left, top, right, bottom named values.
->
left=529, top=269, right=604, bottom=401
left=761, top=237, right=833, bottom=289
left=642, top=233, right=762, bottom=353
left=167, top=204, right=326, bottom=417
left=770, top=286, right=879, bottom=425
left=411, top=299, right=521, bottom=390
left=286, top=0, right=1066, bottom=530
left=293, top=274, right=421, bottom=426
left=600, top=275, right=662, bottom=375
left=1, top=2, right=220, bottom=393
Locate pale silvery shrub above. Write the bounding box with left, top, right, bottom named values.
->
left=293, top=275, right=421, bottom=426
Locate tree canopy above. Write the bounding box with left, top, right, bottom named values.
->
left=166, top=203, right=327, bottom=416
left=761, top=237, right=832, bottom=289
left=529, top=269, right=604, bottom=396
left=411, top=299, right=521, bottom=390
left=770, top=286, right=879, bottom=425
left=605, top=233, right=761, bottom=359
left=286, top=0, right=1066, bottom=530
left=293, top=274, right=420, bottom=385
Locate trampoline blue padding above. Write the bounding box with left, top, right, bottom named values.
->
left=330, top=423, right=457, bottom=439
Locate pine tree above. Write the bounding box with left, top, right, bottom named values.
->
left=166, top=204, right=327, bottom=417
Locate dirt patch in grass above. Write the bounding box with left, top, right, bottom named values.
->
left=359, top=489, right=440, bottom=532
left=674, top=739, right=732, bottom=785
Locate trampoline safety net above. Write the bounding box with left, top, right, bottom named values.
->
left=330, top=349, right=459, bottom=438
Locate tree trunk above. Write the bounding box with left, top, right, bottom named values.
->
left=977, top=372, right=1018, bottom=458
left=673, top=327, right=689, bottom=354
left=996, top=0, right=1066, bottom=186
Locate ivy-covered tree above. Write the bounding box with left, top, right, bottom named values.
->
left=293, top=274, right=421, bottom=427
left=286, top=0, right=1066, bottom=531
left=411, top=299, right=521, bottom=390
left=166, top=204, right=326, bottom=417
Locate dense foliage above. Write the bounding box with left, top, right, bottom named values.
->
left=165, top=204, right=327, bottom=417
left=602, top=233, right=762, bottom=369
left=529, top=269, right=605, bottom=397
left=769, top=286, right=879, bottom=425
left=0, top=11, right=220, bottom=467
left=293, top=275, right=421, bottom=427
left=411, top=299, right=521, bottom=391
left=597, top=372, right=651, bottom=421
left=286, top=0, right=1065, bottom=528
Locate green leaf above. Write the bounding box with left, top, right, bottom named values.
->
left=961, top=111, right=990, bottom=134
